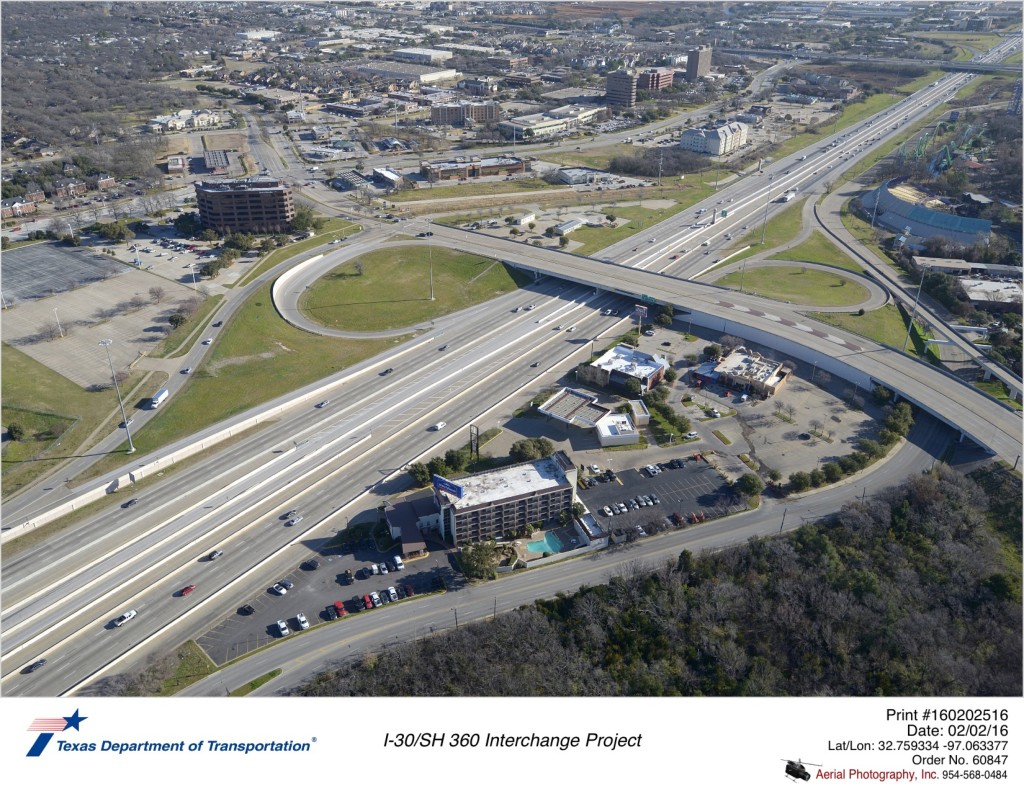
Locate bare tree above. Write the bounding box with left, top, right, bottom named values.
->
left=128, top=295, right=147, bottom=310
left=810, top=418, right=824, bottom=434
left=39, top=320, right=63, bottom=341
left=148, top=285, right=166, bottom=304
left=814, top=370, right=831, bottom=388
left=719, top=334, right=743, bottom=352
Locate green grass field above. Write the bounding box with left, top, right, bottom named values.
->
left=391, top=178, right=566, bottom=202
left=769, top=230, right=864, bottom=273
left=807, top=304, right=916, bottom=352
left=301, top=247, right=529, bottom=331
left=716, top=266, right=870, bottom=307
left=718, top=197, right=807, bottom=264
left=0, top=345, right=149, bottom=497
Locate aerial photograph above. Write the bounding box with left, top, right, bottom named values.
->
left=2, top=0, right=1021, bottom=735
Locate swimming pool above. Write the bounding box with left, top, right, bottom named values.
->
left=527, top=531, right=568, bottom=554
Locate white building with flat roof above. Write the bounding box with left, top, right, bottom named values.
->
left=393, top=47, right=454, bottom=65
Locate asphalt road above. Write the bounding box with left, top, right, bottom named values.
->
left=2, top=40, right=1018, bottom=696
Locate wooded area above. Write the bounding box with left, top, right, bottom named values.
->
left=294, top=465, right=1021, bottom=697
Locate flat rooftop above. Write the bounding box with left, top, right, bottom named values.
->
left=439, top=456, right=570, bottom=511
left=590, top=344, right=666, bottom=381
left=538, top=387, right=608, bottom=426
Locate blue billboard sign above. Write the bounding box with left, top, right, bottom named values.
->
left=432, top=474, right=465, bottom=500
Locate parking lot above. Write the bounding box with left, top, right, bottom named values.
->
left=577, top=458, right=745, bottom=537
left=196, top=538, right=455, bottom=665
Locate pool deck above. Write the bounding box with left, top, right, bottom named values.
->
left=515, top=524, right=582, bottom=562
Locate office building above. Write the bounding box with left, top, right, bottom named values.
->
left=638, top=67, right=675, bottom=92
left=194, top=177, right=294, bottom=234
left=687, top=45, right=712, bottom=81
left=605, top=70, right=638, bottom=108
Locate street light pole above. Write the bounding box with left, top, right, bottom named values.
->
left=53, top=307, right=64, bottom=338
left=189, top=264, right=198, bottom=291
left=427, top=219, right=434, bottom=301
left=99, top=339, right=135, bottom=454
left=760, top=174, right=775, bottom=245
left=902, top=266, right=929, bottom=353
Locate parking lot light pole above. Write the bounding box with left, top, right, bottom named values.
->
left=99, top=339, right=135, bottom=454
left=189, top=264, right=198, bottom=291
left=53, top=308, right=64, bottom=338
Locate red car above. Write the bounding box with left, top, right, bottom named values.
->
left=363, top=594, right=373, bottom=610
left=179, top=585, right=197, bottom=597
left=334, top=600, right=347, bottom=617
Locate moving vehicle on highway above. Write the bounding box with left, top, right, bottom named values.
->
left=150, top=388, right=169, bottom=408
left=178, top=584, right=196, bottom=597
left=206, top=549, right=223, bottom=561
left=113, top=610, right=137, bottom=627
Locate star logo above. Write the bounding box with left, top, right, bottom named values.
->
left=26, top=709, right=87, bottom=757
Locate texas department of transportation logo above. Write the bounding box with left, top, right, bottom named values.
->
left=26, top=709, right=87, bottom=757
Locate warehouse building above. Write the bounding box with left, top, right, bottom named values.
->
left=355, top=61, right=459, bottom=85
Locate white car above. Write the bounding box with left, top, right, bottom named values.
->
left=431, top=422, right=447, bottom=431
left=643, top=329, right=655, bottom=337
left=113, top=610, right=137, bottom=627
left=316, top=400, right=329, bottom=408
left=601, top=505, right=614, bottom=517
left=277, top=620, right=290, bottom=636
left=370, top=591, right=383, bottom=607
left=589, top=464, right=601, bottom=474
left=387, top=586, right=399, bottom=602
left=272, top=583, right=288, bottom=596
left=645, top=465, right=661, bottom=477
left=684, top=431, right=699, bottom=440
left=296, top=613, right=310, bottom=630
left=566, top=325, right=576, bottom=332
left=524, top=304, right=536, bottom=311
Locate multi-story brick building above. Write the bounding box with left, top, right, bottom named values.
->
left=638, top=67, right=675, bottom=92
left=194, top=177, right=294, bottom=234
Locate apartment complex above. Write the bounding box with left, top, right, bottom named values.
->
left=605, top=70, right=638, bottom=107
left=679, top=121, right=748, bottom=155
left=430, top=100, right=500, bottom=126
left=686, top=45, right=712, bottom=80
left=194, top=177, right=295, bottom=234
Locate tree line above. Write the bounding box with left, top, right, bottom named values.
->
left=292, top=465, right=1020, bottom=697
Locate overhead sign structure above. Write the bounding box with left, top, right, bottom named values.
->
left=432, top=474, right=465, bottom=500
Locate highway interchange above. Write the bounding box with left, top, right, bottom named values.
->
left=2, top=37, right=1021, bottom=696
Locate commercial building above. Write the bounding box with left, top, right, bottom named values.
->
left=487, top=55, right=529, bottom=72
left=678, top=121, right=748, bottom=156
left=419, top=155, right=526, bottom=181
left=605, top=70, right=638, bottom=107
left=430, top=100, right=500, bottom=126
left=194, top=177, right=294, bottom=234
left=638, top=67, right=676, bottom=92
left=204, top=150, right=229, bottom=175
left=393, top=47, right=453, bottom=65
left=537, top=388, right=641, bottom=448
left=355, top=61, right=459, bottom=85
left=433, top=452, right=577, bottom=546
left=687, top=45, right=712, bottom=80
left=497, top=104, right=604, bottom=140
left=709, top=348, right=788, bottom=397
left=576, top=345, right=668, bottom=392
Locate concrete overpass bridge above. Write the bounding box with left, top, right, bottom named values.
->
left=427, top=224, right=1021, bottom=465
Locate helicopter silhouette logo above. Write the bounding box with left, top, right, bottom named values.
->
left=782, top=758, right=822, bottom=782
